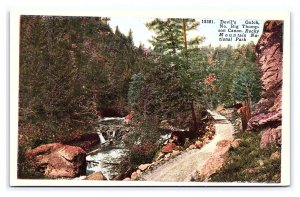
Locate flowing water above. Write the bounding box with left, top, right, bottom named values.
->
left=86, top=146, right=125, bottom=179
left=98, top=132, right=107, bottom=144
left=85, top=117, right=126, bottom=180
left=83, top=117, right=171, bottom=180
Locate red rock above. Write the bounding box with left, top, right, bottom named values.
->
left=130, top=172, right=140, bottom=180
left=258, top=160, right=264, bottom=166
left=198, top=140, right=232, bottom=181
left=136, top=169, right=142, bottom=174
left=165, top=153, right=171, bottom=159
left=195, top=141, right=203, bottom=149
left=113, top=167, right=134, bottom=181
left=71, top=44, right=77, bottom=49
left=269, top=89, right=282, bottom=112
left=25, top=143, right=63, bottom=159
left=248, top=112, right=281, bottom=131
left=248, top=20, right=282, bottom=148
left=172, top=150, right=180, bottom=157
left=270, top=151, right=280, bottom=160
left=124, top=112, right=133, bottom=124
left=260, top=126, right=281, bottom=148
left=189, top=144, right=196, bottom=149
left=216, top=140, right=232, bottom=154
left=161, top=143, right=176, bottom=153
left=84, top=172, right=107, bottom=180
left=203, top=138, right=210, bottom=144
left=231, top=139, right=242, bottom=149
left=244, top=167, right=260, bottom=174
left=155, top=152, right=165, bottom=161
left=216, top=105, right=224, bottom=112
left=138, top=163, right=151, bottom=171
left=26, top=143, right=86, bottom=178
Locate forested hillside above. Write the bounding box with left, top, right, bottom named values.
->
left=19, top=16, right=146, bottom=145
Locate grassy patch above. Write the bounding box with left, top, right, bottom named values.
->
left=209, top=131, right=281, bottom=183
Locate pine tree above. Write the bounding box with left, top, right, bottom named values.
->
left=127, top=28, right=134, bottom=46
left=128, top=73, right=145, bottom=113
left=146, top=18, right=204, bottom=55
left=231, top=65, right=261, bottom=104
left=146, top=55, right=192, bottom=127
left=144, top=18, right=207, bottom=132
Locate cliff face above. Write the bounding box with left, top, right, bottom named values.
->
left=248, top=21, right=283, bottom=148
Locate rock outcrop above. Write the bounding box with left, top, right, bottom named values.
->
left=197, top=140, right=232, bottom=181
left=26, top=143, right=87, bottom=178
left=248, top=20, right=283, bottom=148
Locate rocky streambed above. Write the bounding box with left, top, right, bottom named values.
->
left=25, top=117, right=131, bottom=180
left=85, top=144, right=125, bottom=180
left=75, top=117, right=133, bottom=180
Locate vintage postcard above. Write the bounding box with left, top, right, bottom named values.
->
left=10, top=9, right=290, bottom=186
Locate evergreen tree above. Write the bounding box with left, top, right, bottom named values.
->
left=128, top=73, right=145, bottom=113
left=231, top=65, right=261, bottom=104
left=146, top=18, right=204, bottom=55
left=142, top=54, right=199, bottom=130
left=127, top=29, right=134, bottom=46
left=145, top=18, right=207, bottom=132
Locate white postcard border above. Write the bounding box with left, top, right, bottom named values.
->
left=10, top=9, right=290, bottom=187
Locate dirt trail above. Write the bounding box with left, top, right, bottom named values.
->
left=141, top=110, right=234, bottom=182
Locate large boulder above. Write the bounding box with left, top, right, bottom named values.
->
left=26, top=143, right=87, bottom=178
left=248, top=20, right=283, bottom=148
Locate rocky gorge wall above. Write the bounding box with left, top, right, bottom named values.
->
left=248, top=20, right=283, bottom=148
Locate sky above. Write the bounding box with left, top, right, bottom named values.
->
left=108, top=17, right=265, bottom=48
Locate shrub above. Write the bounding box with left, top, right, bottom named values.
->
left=121, top=117, right=161, bottom=169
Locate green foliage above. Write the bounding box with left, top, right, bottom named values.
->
left=144, top=54, right=200, bottom=128
left=231, top=64, right=262, bottom=103
left=209, top=131, right=281, bottom=183
left=122, top=118, right=161, bottom=167
left=20, top=16, right=98, bottom=139
left=146, top=18, right=204, bottom=55
left=19, top=15, right=146, bottom=139
left=18, top=144, right=46, bottom=179
left=128, top=73, right=145, bottom=113
left=189, top=42, right=262, bottom=107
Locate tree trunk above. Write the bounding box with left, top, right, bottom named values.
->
left=240, top=99, right=251, bottom=131
left=182, top=19, right=187, bottom=50
left=182, top=19, right=198, bottom=132
left=190, top=101, right=198, bottom=132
